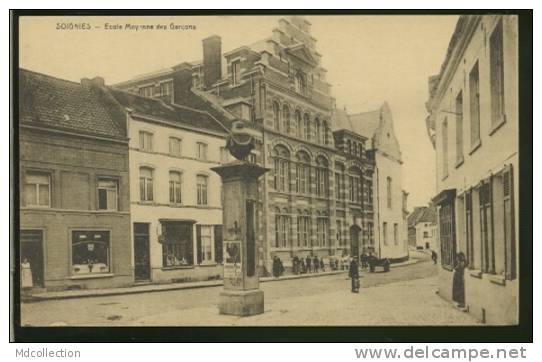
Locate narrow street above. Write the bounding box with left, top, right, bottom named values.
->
left=21, top=253, right=479, bottom=326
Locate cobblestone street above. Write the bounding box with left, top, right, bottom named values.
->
left=21, top=254, right=479, bottom=326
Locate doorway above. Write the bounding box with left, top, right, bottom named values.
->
left=20, top=230, right=45, bottom=287
left=349, top=225, right=361, bottom=258
left=133, top=223, right=151, bottom=281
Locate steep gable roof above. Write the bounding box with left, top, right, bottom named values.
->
left=19, top=68, right=127, bottom=140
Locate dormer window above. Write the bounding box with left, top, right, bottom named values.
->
left=139, top=85, right=154, bottom=98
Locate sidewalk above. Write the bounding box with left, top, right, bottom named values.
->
left=23, top=258, right=418, bottom=302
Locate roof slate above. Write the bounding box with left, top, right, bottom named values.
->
left=19, top=69, right=127, bottom=139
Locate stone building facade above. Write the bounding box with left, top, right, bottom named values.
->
left=425, top=15, right=519, bottom=324
left=18, top=69, right=133, bottom=291
left=114, top=16, right=379, bottom=274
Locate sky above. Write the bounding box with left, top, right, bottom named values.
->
left=19, top=15, right=459, bottom=210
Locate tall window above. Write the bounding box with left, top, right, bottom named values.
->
left=296, top=151, right=310, bottom=194
left=196, top=142, right=208, bottom=160
left=316, top=215, right=329, bottom=247
left=315, top=118, right=322, bottom=144
left=139, top=167, right=153, bottom=202
left=479, top=179, right=494, bottom=274
left=315, top=156, right=329, bottom=197
left=282, top=105, right=291, bottom=134
left=442, top=118, right=449, bottom=177
left=490, top=20, right=505, bottom=127
left=169, top=137, right=182, bottom=157
left=295, top=110, right=302, bottom=138
left=386, top=177, right=392, bottom=208
left=455, top=91, right=464, bottom=164
left=393, top=223, right=399, bottom=245
left=196, top=175, right=208, bottom=206
left=72, top=231, right=110, bottom=275
left=97, top=178, right=118, bottom=211
left=295, top=72, right=307, bottom=96
left=160, top=81, right=173, bottom=97
left=275, top=208, right=291, bottom=248
left=25, top=172, right=50, bottom=207
left=273, top=145, right=290, bottom=192
left=272, top=102, right=281, bottom=131
left=439, top=201, right=455, bottom=269
left=139, top=131, right=153, bottom=152
left=232, top=60, right=241, bottom=85
left=297, top=211, right=310, bottom=247
left=169, top=171, right=182, bottom=204
left=197, top=225, right=213, bottom=262
left=469, top=62, right=481, bottom=148
left=303, top=113, right=311, bottom=141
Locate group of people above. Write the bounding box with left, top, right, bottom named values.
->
left=291, top=255, right=333, bottom=275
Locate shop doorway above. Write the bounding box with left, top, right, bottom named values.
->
left=134, top=223, right=151, bottom=281
left=20, top=230, right=44, bottom=287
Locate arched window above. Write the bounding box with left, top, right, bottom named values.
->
left=387, top=177, right=392, bottom=208
left=315, top=118, right=321, bottom=144
left=282, top=105, right=291, bottom=134
left=272, top=101, right=280, bottom=131
left=296, top=150, right=311, bottom=195
left=273, top=145, right=291, bottom=192
left=316, top=211, right=329, bottom=247
left=295, top=72, right=307, bottom=96
left=139, top=167, right=154, bottom=202
left=335, top=162, right=345, bottom=200
left=315, top=156, right=329, bottom=197
left=295, top=110, right=302, bottom=138
left=303, top=113, right=311, bottom=141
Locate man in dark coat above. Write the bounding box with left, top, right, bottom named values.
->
left=349, top=256, right=360, bottom=293
left=272, top=256, right=280, bottom=278
left=313, top=255, right=319, bottom=273
left=431, top=250, right=438, bottom=265
left=305, top=255, right=312, bottom=273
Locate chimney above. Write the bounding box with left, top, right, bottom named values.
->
left=81, top=76, right=105, bottom=88
left=202, top=35, right=222, bottom=89
left=171, top=62, right=195, bottom=104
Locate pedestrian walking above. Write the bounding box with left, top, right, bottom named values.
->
left=278, top=257, right=285, bottom=276
left=320, top=258, right=325, bottom=272
left=360, top=252, right=368, bottom=269
left=349, top=256, right=360, bottom=293
left=431, top=250, right=438, bottom=265
left=452, top=252, right=467, bottom=308
left=306, top=255, right=312, bottom=273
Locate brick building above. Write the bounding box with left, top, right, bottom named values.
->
left=114, top=16, right=379, bottom=274
left=425, top=15, right=519, bottom=324
left=18, top=69, right=133, bottom=291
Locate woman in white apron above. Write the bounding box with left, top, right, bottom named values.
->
left=21, top=258, right=33, bottom=289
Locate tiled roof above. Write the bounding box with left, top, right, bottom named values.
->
left=331, top=106, right=381, bottom=140
left=19, top=69, right=127, bottom=139
left=108, top=88, right=232, bottom=135
left=407, top=206, right=436, bottom=227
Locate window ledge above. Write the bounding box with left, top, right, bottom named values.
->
left=487, top=273, right=506, bottom=286
left=455, top=157, right=464, bottom=169
left=441, top=173, right=449, bottom=181
left=489, top=114, right=507, bottom=136
left=469, top=140, right=482, bottom=155
left=70, top=273, right=114, bottom=280
left=161, top=265, right=195, bottom=271
left=469, top=269, right=483, bottom=278
left=198, top=263, right=220, bottom=267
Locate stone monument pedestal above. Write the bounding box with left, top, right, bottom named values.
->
left=211, top=161, right=269, bottom=317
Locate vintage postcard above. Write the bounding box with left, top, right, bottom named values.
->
left=12, top=12, right=529, bottom=336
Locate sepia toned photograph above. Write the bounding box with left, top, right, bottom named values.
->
left=11, top=11, right=530, bottom=337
